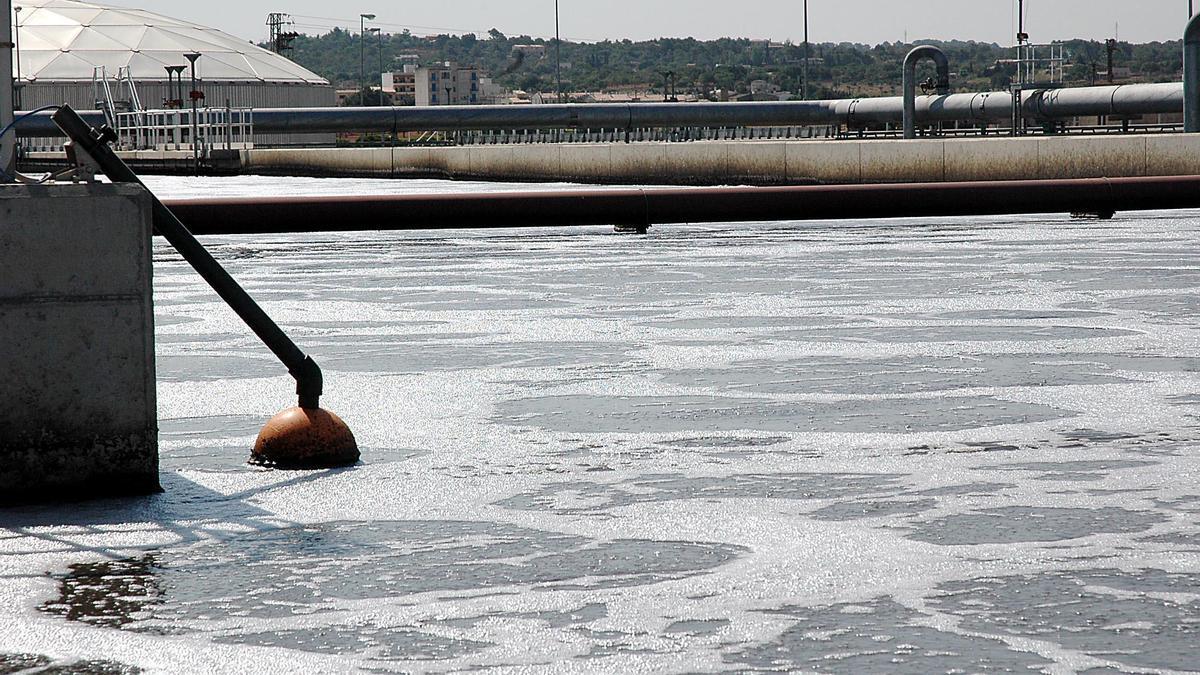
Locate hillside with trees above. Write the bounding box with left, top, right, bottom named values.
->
left=280, top=28, right=1186, bottom=102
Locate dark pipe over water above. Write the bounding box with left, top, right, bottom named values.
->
left=162, top=175, right=1200, bottom=234
left=51, top=105, right=324, bottom=408
left=53, top=104, right=359, bottom=469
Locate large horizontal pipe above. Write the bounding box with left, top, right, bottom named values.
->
left=162, top=175, right=1200, bottom=235
left=13, top=83, right=1186, bottom=138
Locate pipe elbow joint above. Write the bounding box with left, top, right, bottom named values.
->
left=293, top=355, right=324, bottom=409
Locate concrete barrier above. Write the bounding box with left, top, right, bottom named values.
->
left=787, top=141, right=861, bottom=184
left=944, top=137, right=1040, bottom=182
left=0, top=183, right=159, bottom=504
left=728, top=142, right=786, bottom=184
left=240, top=134, right=1200, bottom=185
left=1037, top=135, right=1147, bottom=180
left=860, top=139, right=945, bottom=183
left=1146, top=134, right=1200, bottom=175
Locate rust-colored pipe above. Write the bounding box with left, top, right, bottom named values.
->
left=162, top=175, right=1200, bottom=235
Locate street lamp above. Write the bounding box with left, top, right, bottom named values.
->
left=166, top=64, right=186, bottom=108
left=184, top=52, right=201, bottom=174
left=360, top=13, right=375, bottom=105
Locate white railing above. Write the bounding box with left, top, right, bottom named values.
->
left=113, top=107, right=255, bottom=153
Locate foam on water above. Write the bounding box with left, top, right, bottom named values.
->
left=2, top=176, right=1200, bottom=673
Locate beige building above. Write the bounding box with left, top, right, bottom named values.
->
left=382, top=64, right=418, bottom=101
left=416, top=62, right=479, bottom=106
left=414, top=62, right=506, bottom=106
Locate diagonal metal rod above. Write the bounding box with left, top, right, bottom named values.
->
left=52, top=104, right=324, bottom=408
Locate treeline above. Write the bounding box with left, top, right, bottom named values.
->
left=281, top=28, right=1186, bottom=99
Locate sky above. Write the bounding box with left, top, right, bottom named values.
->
left=93, top=1, right=1194, bottom=46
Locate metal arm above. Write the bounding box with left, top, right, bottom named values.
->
left=52, top=104, right=324, bottom=408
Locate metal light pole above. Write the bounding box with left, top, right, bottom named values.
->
left=370, top=27, right=384, bottom=106
left=168, top=64, right=186, bottom=107
left=360, top=13, right=375, bottom=105
left=184, top=52, right=201, bottom=174
left=1012, top=0, right=1027, bottom=136
left=555, top=0, right=562, bottom=103
left=162, top=65, right=176, bottom=108
left=802, top=0, right=809, bottom=100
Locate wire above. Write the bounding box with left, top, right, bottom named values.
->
left=0, top=104, right=59, bottom=143
left=0, top=105, right=67, bottom=183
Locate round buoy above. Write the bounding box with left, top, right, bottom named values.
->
left=250, top=407, right=360, bottom=469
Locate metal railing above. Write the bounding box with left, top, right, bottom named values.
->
left=20, top=106, right=255, bottom=154
left=112, top=107, right=255, bottom=152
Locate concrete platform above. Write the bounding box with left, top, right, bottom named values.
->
left=0, top=183, right=159, bottom=504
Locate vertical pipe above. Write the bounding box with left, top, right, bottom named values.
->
left=902, top=45, right=950, bottom=139
left=1, top=0, right=14, bottom=176
left=12, top=4, right=20, bottom=110
left=1186, top=13, right=1200, bottom=132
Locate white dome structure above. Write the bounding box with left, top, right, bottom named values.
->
left=12, top=0, right=334, bottom=144
left=14, top=0, right=328, bottom=85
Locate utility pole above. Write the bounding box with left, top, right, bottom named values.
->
left=376, top=28, right=385, bottom=106
left=555, top=0, right=562, bottom=103
left=802, top=0, right=808, bottom=100
left=1012, top=0, right=1027, bottom=136
left=267, top=13, right=299, bottom=55
left=360, top=13, right=375, bottom=105
left=1106, top=38, right=1118, bottom=84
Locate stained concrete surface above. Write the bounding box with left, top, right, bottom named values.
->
left=1, top=176, right=1199, bottom=673
left=0, top=183, right=159, bottom=503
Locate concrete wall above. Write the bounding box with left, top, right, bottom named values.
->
left=0, top=183, right=159, bottom=504
left=244, top=134, right=1200, bottom=185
